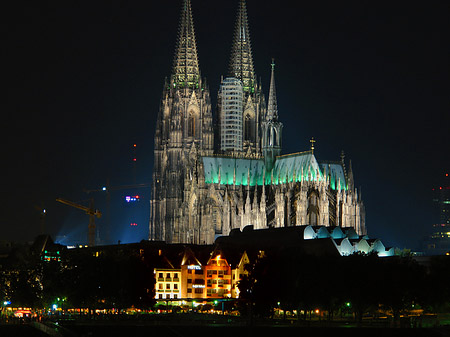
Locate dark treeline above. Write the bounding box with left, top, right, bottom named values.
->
left=237, top=249, right=450, bottom=322
left=0, top=246, right=156, bottom=311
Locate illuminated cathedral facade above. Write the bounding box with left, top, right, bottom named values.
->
left=150, top=0, right=366, bottom=244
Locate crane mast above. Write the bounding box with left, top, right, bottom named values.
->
left=56, top=197, right=101, bottom=247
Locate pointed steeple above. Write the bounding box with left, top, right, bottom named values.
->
left=172, top=0, right=200, bottom=89
left=229, top=0, right=255, bottom=94
left=266, top=59, right=278, bottom=120
left=348, top=160, right=355, bottom=191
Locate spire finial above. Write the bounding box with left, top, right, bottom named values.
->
left=310, top=137, right=316, bottom=154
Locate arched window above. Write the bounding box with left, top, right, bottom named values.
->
left=244, top=114, right=251, bottom=141
left=307, top=191, right=319, bottom=226
left=188, top=112, right=195, bottom=137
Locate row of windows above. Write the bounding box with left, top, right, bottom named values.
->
left=158, top=294, right=178, bottom=299
left=158, top=283, right=179, bottom=290
left=207, top=279, right=230, bottom=285
left=187, top=278, right=205, bottom=284
left=158, top=272, right=179, bottom=279
left=207, top=289, right=230, bottom=296
left=206, top=270, right=229, bottom=276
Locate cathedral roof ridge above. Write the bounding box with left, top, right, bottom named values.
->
left=276, top=150, right=313, bottom=159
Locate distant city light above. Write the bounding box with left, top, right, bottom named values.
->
left=102, top=187, right=107, bottom=191
left=125, top=195, right=140, bottom=203
left=130, top=223, right=138, bottom=226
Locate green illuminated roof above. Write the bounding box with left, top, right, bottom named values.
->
left=272, top=152, right=324, bottom=184
left=203, top=157, right=265, bottom=186
left=202, top=151, right=329, bottom=186
left=320, top=162, right=347, bottom=190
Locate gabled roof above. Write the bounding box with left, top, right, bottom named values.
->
left=202, top=156, right=265, bottom=186
left=320, top=162, right=347, bottom=190
left=202, top=151, right=324, bottom=186
left=273, top=151, right=323, bottom=184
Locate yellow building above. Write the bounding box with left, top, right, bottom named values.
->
left=154, top=268, right=181, bottom=300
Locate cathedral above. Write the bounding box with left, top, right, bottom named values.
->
left=149, top=0, right=366, bottom=245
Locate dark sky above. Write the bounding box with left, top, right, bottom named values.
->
left=4, top=0, right=449, bottom=249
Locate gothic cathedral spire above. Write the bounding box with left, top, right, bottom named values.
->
left=262, top=60, right=282, bottom=171
left=229, top=0, right=255, bottom=94
left=150, top=0, right=213, bottom=243
left=225, top=0, right=264, bottom=156
left=172, top=0, right=201, bottom=89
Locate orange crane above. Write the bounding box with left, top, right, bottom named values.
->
left=56, top=198, right=101, bottom=247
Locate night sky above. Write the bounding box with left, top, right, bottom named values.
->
left=5, top=0, right=449, bottom=250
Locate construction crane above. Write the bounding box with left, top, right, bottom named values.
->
left=84, top=180, right=150, bottom=244
left=56, top=198, right=101, bottom=247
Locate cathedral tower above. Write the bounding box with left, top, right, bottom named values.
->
left=226, top=0, right=266, bottom=156
left=150, top=0, right=213, bottom=242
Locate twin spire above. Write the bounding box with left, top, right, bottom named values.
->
left=171, top=0, right=277, bottom=121
left=172, top=0, right=200, bottom=89
left=172, top=0, right=257, bottom=93
left=229, top=0, right=256, bottom=94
